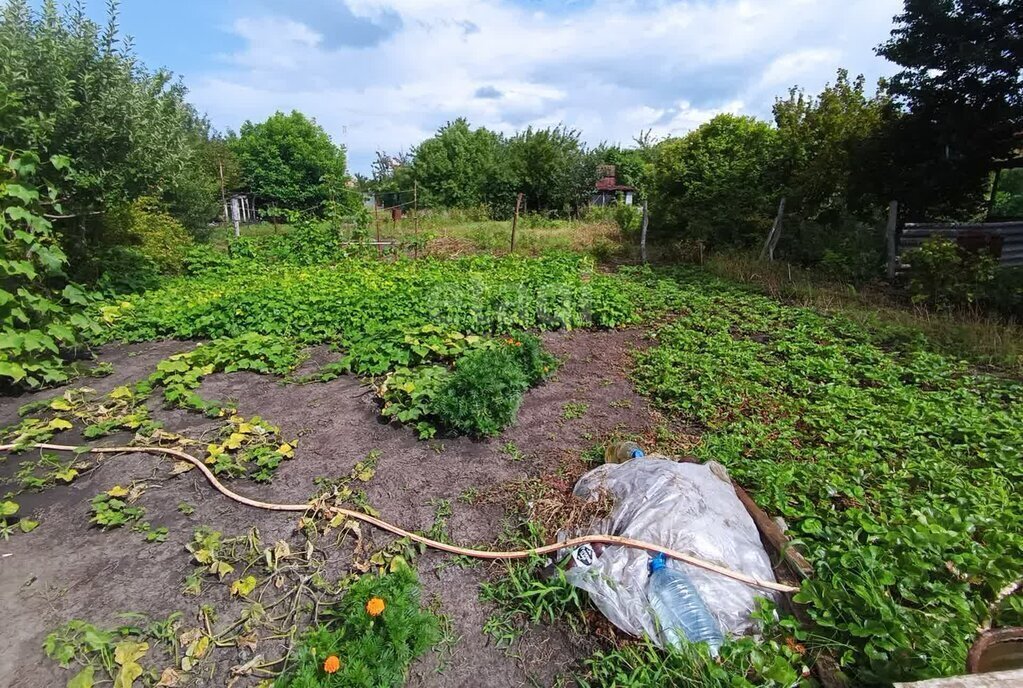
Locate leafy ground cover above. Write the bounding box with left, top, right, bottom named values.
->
left=630, top=269, right=1023, bottom=684
left=6, top=242, right=1022, bottom=687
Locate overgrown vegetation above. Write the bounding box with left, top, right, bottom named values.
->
left=630, top=268, right=1023, bottom=684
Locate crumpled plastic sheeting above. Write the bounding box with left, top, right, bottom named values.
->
left=561, top=456, right=778, bottom=644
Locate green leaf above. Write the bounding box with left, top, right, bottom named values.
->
left=230, top=575, right=258, bottom=597
left=66, top=665, right=95, bottom=688
left=19, top=519, right=39, bottom=533
left=1, top=500, right=19, bottom=517
left=3, top=183, right=39, bottom=203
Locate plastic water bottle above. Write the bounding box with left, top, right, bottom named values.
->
left=646, top=553, right=724, bottom=656
left=605, top=440, right=645, bottom=463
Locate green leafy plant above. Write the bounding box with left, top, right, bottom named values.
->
left=89, top=485, right=145, bottom=529
left=275, top=564, right=440, bottom=688
left=905, top=237, right=997, bottom=308
left=1, top=149, right=100, bottom=390
left=432, top=346, right=529, bottom=436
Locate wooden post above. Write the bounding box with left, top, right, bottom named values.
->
left=986, top=168, right=1003, bottom=220
left=886, top=200, right=899, bottom=281
left=230, top=197, right=241, bottom=238
left=510, top=192, right=523, bottom=253
left=760, top=197, right=785, bottom=261
left=218, top=159, right=228, bottom=224
left=413, top=181, right=419, bottom=259
left=640, top=200, right=649, bottom=263
left=374, top=196, right=381, bottom=258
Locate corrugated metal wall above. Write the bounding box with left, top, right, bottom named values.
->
left=897, top=221, right=1023, bottom=268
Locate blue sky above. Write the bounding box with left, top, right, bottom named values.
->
left=78, top=0, right=903, bottom=173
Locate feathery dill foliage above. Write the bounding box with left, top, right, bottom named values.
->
left=275, top=566, right=439, bottom=688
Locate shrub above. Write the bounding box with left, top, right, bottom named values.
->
left=506, top=332, right=557, bottom=385
left=905, top=237, right=996, bottom=308
left=105, top=197, right=193, bottom=274
left=433, top=346, right=529, bottom=436
left=276, top=565, right=439, bottom=688
left=985, top=266, right=1023, bottom=319
left=96, top=247, right=163, bottom=295
left=1, top=149, right=100, bottom=389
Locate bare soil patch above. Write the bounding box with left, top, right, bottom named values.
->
left=0, top=328, right=660, bottom=688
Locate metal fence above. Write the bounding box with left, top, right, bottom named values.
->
left=888, top=211, right=1023, bottom=277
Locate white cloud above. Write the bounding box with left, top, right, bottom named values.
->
left=187, top=0, right=902, bottom=172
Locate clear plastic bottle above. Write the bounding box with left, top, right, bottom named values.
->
left=605, top=440, right=645, bottom=463
left=646, top=553, right=724, bottom=656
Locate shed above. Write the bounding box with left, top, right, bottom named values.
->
left=592, top=165, right=636, bottom=207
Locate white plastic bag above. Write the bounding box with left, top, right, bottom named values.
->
left=561, top=456, right=778, bottom=644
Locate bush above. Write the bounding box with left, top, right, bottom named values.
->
left=96, top=247, right=163, bottom=295
left=905, top=237, right=996, bottom=308
left=276, top=565, right=439, bottom=688
left=433, top=346, right=529, bottom=436
left=506, top=332, right=557, bottom=385
left=984, top=266, right=1023, bottom=319
left=105, top=197, right=193, bottom=274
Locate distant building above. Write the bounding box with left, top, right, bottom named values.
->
left=592, top=164, right=636, bottom=207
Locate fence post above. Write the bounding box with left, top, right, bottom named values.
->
left=760, top=197, right=785, bottom=261
left=374, top=196, right=381, bottom=258
left=413, top=181, right=419, bottom=259
left=886, top=200, right=899, bottom=281
left=510, top=192, right=523, bottom=253
left=640, top=200, right=649, bottom=263
left=230, top=196, right=241, bottom=238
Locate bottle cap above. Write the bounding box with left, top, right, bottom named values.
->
left=649, top=552, right=667, bottom=573
left=631, top=448, right=645, bottom=458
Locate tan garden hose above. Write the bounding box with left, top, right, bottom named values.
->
left=1, top=442, right=800, bottom=594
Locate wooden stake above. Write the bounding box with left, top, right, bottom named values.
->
left=640, top=200, right=649, bottom=263
left=374, top=196, right=381, bottom=258
left=886, top=200, right=899, bottom=281
left=218, top=159, right=228, bottom=224
left=760, top=197, right=785, bottom=261
left=510, top=192, right=523, bottom=253
left=414, top=181, right=419, bottom=259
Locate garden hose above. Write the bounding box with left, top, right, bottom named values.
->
left=1, top=442, right=800, bottom=594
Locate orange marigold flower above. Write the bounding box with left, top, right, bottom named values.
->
left=323, top=655, right=340, bottom=673
left=366, top=596, right=385, bottom=616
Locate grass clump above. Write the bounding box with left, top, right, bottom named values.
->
left=275, top=565, right=439, bottom=688
left=433, top=346, right=529, bottom=436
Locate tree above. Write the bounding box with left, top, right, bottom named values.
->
left=650, top=114, right=780, bottom=246
left=231, top=111, right=347, bottom=211
left=877, top=0, right=1023, bottom=218
left=506, top=126, right=589, bottom=215
left=411, top=119, right=504, bottom=208
left=774, top=70, right=895, bottom=223
left=0, top=0, right=217, bottom=263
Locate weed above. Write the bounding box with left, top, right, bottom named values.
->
left=480, top=557, right=587, bottom=647
left=89, top=485, right=145, bottom=529
left=560, top=401, right=588, bottom=420
left=458, top=487, right=480, bottom=505
left=177, top=502, right=195, bottom=515
left=501, top=441, right=525, bottom=462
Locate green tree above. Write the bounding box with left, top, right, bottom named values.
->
left=877, top=0, right=1023, bottom=219
left=774, top=70, right=894, bottom=222
left=1, top=149, right=100, bottom=389
left=231, top=111, right=347, bottom=211
left=0, top=0, right=215, bottom=251
left=411, top=119, right=505, bottom=209
left=650, top=114, right=780, bottom=246
left=506, top=125, right=590, bottom=215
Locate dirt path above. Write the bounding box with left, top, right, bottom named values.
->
left=0, top=329, right=663, bottom=688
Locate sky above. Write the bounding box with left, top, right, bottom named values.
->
left=88, top=0, right=903, bottom=173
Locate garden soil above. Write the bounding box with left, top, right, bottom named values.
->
left=0, top=329, right=671, bottom=688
